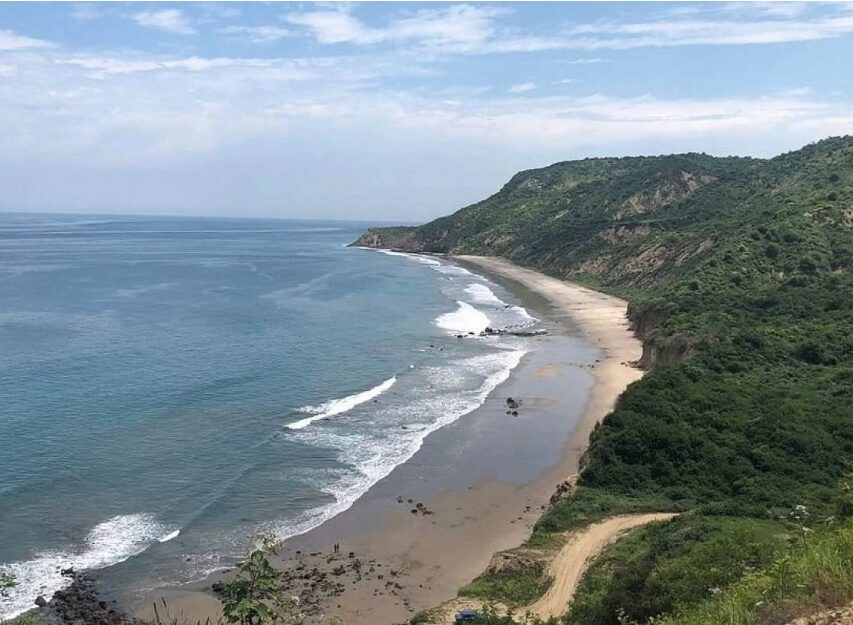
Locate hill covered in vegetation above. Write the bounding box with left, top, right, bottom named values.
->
left=355, top=137, right=853, bottom=624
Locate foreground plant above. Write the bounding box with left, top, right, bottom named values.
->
left=216, top=535, right=301, bottom=625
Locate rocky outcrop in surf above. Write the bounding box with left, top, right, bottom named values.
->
left=31, top=570, right=137, bottom=625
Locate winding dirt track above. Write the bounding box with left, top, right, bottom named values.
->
left=526, top=513, right=677, bottom=619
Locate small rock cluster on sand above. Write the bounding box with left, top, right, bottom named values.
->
left=396, top=496, right=434, bottom=516
left=505, top=396, right=521, bottom=416
left=271, top=550, right=414, bottom=619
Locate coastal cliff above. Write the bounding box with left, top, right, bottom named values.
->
left=354, top=137, right=853, bottom=624
left=351, top=226, right=420, bottom=250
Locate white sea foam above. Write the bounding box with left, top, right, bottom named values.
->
left=512, top=306, right=536, bottom=321
left=464, top=283, right=505, bottom=305
left=159, top=529, right=180, bottom=543
left=435, top=264, right=473, bottom=276
left=275, top=348, right=527, bottom=543
left=116, top=282, right=178, bottom=298
left=287, top=377, right=397, bottom=430
left=463, top=284, right=537, bottom=326
left=375, top=249, right=441, bottom=266
left=0, top=514, right=176, bottom=621
left=435, top=301, right=491, bottom=335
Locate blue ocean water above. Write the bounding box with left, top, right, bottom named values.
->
left=0, top=213, right=536, bottom=618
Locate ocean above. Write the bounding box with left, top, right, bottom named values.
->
left=0, top=213, right=538, bottom=619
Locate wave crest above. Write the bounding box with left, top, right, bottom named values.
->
left=287, top=376, right=397, bottom=430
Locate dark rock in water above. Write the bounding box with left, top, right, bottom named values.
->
left=510, top=329, right=547, bottom=337
left=511, top=411, right=519, bottom=417
left=482, top=327, right=546, bottom=338
left=506, top=397, right=520, bottom=410
left=61, top=567, right=75, bottom=577
left=38, top=571, right=138, bottom=625
left=456, top=334, right=464, bottom=339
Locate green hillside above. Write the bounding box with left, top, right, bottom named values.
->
left=355, top=137, right=853, bottom=624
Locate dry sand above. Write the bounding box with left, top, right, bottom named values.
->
left=140, top=255, right=645, bottom=625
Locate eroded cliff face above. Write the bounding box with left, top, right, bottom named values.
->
left=627, top=302, right=695, bottom=369
left=614, top=171, right=716, bottom=219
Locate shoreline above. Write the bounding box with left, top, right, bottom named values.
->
left=454, top=255, right=645, bottom=481
left=128, top=254, right=644, bottom=625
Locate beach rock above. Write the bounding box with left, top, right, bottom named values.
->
left=506, top=397, right=520, bottom=410
left=549, top=479, right=576, bottom=505
left=39, top=571, right=138, bottom=625
left=509, top=329, right=547, bottom=337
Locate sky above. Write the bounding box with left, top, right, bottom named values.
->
left=1, top=2, right=853, bottom=221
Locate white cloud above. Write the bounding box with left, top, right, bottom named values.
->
left=8, top=45, right=851, bottom=167
left=217, top=25, right=294, bottom=44
left=552, top=79, right=576, bottom=85
left=0, top=29, right=52, bottom=51
left=564, top=13, right=853, bottom=49
left=132, top=9, right=196, bottom=35
left=0, top=63, right=15, bottom=77
left=563, top=58, right=608, bottom=65
left=284, top=3, right=853, bottom=53
left=285, top=4, right=503, bottom=49
left=285, top=9, right=380, bottom=45
left=508, top=82, right=536, bottom=93
left=721, top=2, right=812, bottom=19
left=53, top=55, right=323, bottom=79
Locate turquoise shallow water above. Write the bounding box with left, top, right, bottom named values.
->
left=0, top=213, right=538, bottom=618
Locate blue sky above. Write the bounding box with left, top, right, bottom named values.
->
left=1, top=2, right=852, bottom=220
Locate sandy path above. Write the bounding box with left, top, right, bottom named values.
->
left=527, top=513, right=677, bottom=620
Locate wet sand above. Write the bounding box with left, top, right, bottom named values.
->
left=131, top=256, right=643, bottom=625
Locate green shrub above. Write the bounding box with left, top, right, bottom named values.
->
left=460, top=562, right=553, bottom=607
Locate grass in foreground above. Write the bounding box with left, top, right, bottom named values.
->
left=659, top=520, right=853, bottom=625
left=565, top=515, right=791, bottom=625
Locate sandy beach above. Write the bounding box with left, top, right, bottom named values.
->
left=131, top=255, right=644, bottom=625
left=455, top=256, right=646, bottom=468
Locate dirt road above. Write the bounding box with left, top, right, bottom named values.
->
left=527, top=513, right=677, bottom=619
